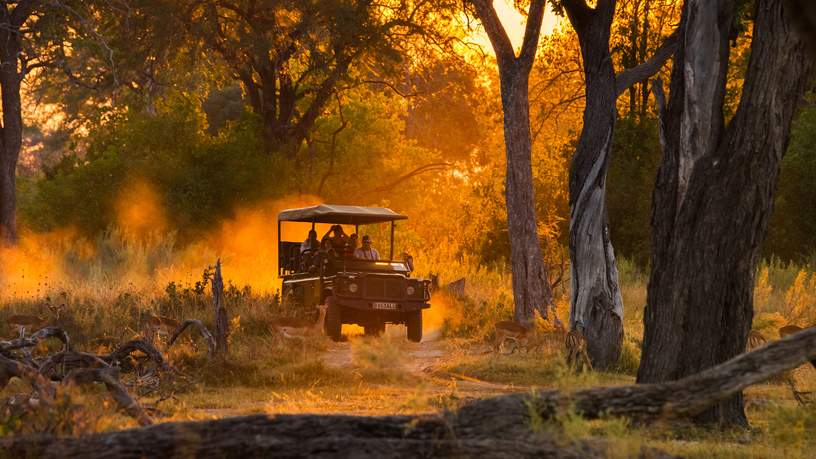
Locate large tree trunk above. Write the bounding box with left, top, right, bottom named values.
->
left=500, top=68, right=555, bottom=325
left=472, top=0, right=555, bottom=326
left=0, top=11, right=24, bottom=245
left=563, top=0, right=676, bottom=369
left=6, top=327, right=816, bottom=458
left=564, top=0, right=624, bottom=370
left=638, top=0, right=812, bottom=426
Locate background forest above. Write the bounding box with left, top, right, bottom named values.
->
left=6, top=0, right=815, bottom=276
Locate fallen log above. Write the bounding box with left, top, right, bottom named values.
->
left=0, top=413, right=677, bottom=459
left=4, top=327, right=815, bottom=457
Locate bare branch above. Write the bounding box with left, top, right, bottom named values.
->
left=615, top=32, right=679, bottom=96
left=358, top=162, right=452, bottom=197
left=0, top=326, right=71, bottom=353
left=64, top=367, right=153, bottom=426
left=167, top=319, right=217, bottom=359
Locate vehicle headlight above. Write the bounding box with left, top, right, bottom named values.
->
left=349, top=282, right=358, bottom=293
left=406, top=286, right=415, bottom=295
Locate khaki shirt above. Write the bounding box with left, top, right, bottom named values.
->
left=354, top=247, right=380, bottom=260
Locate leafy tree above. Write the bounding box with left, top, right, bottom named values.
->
left=180, top=0, right=455, bottom=154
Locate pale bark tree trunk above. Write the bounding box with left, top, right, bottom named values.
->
left=0, top=2, right=33, bottom=244
left=562, top=0, right=677, bottom=369
left=638, top=0, right=813, bottom=426
left=471, top=0, right=557, bottom=326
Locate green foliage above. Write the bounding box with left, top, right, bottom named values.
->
left=606, top=116, right=661, bottom=268
left=765, top=104, right=816, bottom=262
left=20, top=99, right=289, bottom=241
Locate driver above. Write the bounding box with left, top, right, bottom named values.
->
left=354, top=235, right=380, bottom=260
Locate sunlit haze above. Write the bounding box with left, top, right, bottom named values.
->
left=470, top=1, right=563, bottom=53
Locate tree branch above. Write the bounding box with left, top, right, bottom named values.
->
left=518, top=0, right=548, bottom=69
left=615, top=32, right=678, bottom=96
left=560, top=0, right=593, bottom=30
left=470, top=0, right=515, bottom=67
left=358, top=162, right=452, bottom=197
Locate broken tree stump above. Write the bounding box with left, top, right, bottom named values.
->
left=212, top=260, right=228, bottom=357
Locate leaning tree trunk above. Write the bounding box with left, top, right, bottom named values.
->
left=0, top=15, right=24, bottom=245
left=500, top=68, right=555, bottom=325
left=638, top=0, right=812, bottom=426
left=564, top=0, right=624, bottom=370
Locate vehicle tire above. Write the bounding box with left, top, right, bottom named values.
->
left=406, top=310, right=422, bottom=343
left=365, top=320, right=385, bottom=337
left=324, top=297, right=342, bottom=342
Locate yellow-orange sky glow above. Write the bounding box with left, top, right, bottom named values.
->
left=470, top=1, right=562, bottom=53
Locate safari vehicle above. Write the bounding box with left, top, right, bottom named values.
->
left=277, top=204, right=431, bottom=342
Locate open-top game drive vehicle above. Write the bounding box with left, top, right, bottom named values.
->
left=278, top=204, right=431, bottom=342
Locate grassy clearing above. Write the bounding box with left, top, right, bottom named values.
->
left=1, top=241, right=815, bottom=456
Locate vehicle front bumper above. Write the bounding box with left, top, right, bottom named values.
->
left=334, top=296, right=430, bottom=312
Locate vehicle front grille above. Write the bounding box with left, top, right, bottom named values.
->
left=364, top=276, right=406, bottom=300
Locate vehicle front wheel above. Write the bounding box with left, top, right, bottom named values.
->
left=406, top=310, right=422, bottom=343
left=324, top=298, right=342, bottom=342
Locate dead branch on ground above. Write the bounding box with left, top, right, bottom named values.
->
left=167, top=319, right=216, bottom=359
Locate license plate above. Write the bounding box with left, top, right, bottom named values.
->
left=372, top=302, right=399, bottom=310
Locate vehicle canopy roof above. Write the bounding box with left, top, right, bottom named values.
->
left=277, top=204, right=407, bottom=225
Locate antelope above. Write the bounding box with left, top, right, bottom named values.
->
left=746, top=330, right=767, bottom=352
left=493, top=320, right=532, bottom=354
left=272, top=304, right=328, bottom=359
left=7, top=304, right=64, bottom=338
left=565, top=328, right=592, bottom=372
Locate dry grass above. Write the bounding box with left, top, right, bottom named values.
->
left=1, top=240, right=816, bottom=457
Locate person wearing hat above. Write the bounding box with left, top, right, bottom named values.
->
left=354, top=235, right=380, bottom=260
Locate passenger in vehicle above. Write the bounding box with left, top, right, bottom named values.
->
left=322, top=225, right=348, bottom=250
left=300, top=229, right=319, bottom=253
left=308, top=238, right=337, bottom=274
left=344, top=233, right=358, bottom=258
left=354, top=235, right=380, bottom=260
